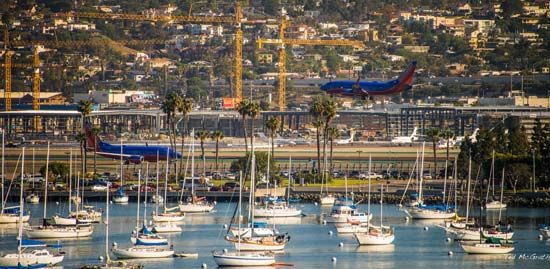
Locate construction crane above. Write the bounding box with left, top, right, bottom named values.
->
left=257, top=16, right=364, bottom=111
left=55, top=2, right=253, bottom=103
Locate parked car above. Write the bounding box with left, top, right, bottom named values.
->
left=91, top=185, right=108, bottom=191
left=222, top=181, right=240, bottom=191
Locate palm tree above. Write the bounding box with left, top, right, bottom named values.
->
left=177, top=97, right=193, bottom=176
left=441, top=128, right=455, bottom=166
left=248, top=102, right=260, bottom=150
left=210, top=130, right=224, bottom=172
left=426, top=128, right=441, bottom=178
left=328, top=127, right=340, bottom=171
left=195, top=129, right=209, bottom=166
left=265, top=116, right=281, bottom=160
left=310, top=97, right=325, bottom=175
left=91, top=126, right=101, bottom=175
left=311, top=120, right=324, bottom=174
left=321, top=97, right=337, bottom=177
left=236, top=100, right=251, bottom=154
left=161, top=92, right=182, bottom=152
left=76, top=100, right=92, bottom=174
left=75, top=132, right=87, bottom=177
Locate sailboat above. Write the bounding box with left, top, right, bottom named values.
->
left=213, top=171, right=276, bottom=267
left=225, top=154, right=290, bottom=251
left=179, top=131, right=214, bottom=213
left=319, top=136, right=335, bottom=206
left=129, top=169, right=168, bottom=245
left=0, top=148, right=65, bottom=267
left=113, top=140, right=129, bottom=204
left=404, top=143, right=454, bottom=219
left=254, top=157, right=302, bottom=218
left=354, top=184, right=395, bottom=245
left=0, top=130, right=30, bottom=224
left=26, top=142, right=94, bottom=239
left=153, top=151, right=184, bottom=223
left=485, top=151, right=507, bottom=210
left=460, top=165, right=514, bottom=254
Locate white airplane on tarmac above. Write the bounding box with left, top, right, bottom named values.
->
left=391, top=127, right=419, bottom=144
left=336, top=129, right=356, bottom=145
left=436, top=128, right=479, bottom=149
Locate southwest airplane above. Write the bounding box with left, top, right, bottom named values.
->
left=320, top=61, right=417, bottom=99
left=85, top=124, right=182, bottom=164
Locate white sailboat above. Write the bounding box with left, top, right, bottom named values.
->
left=129, top=170, right=168, bottom=245
left=213, top=171, right=275, bottom=267
left=226, top=155, right=289, bottom=252
left=179, top=132, right=214, bottom=213
left=354, top=179, right=394, bottom=245
left=112, top=244, right=175, bottom=259
left=153, top=152, right=184, bottom=223
left=113, top=140, right=129, bottom=204
left=0, top=151, right=64, bottom=267
left=254, top=157, right=302, bottom=218
left=485, top=151, right=507, bottom=210
left=405, top=143, right=454, bottom=219
left=26, top=142, right=95, bottom=239
left=0, top=131, right=30, bottom=224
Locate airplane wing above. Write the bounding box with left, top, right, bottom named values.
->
left=97, top=152, right=144, bottom=164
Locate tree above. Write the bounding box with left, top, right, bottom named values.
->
left=195, top=129, right=209, bottom=161
left=230, top=151, right=273, bottom=180
left=440, top=128, right=455, bottom=166
left=505, top=163, right=531, bottom=193
left=531, top=118, right=545, bottom=155
left=75, top=132, right=86, bottom=177
left=312, top=120, right=324, bottom=175
left=40, top=162, right=69, bottom=181
left=426, top=128, right=440, bottom=178
left=501, top=0, right=523, bottom=19
left=248, top=102, right=260, bottom=151
left=177, top=97, right=193, bottom=176
left=321, top=97, right=337, bottom=176
left=328, top=127, right=340, bottom=171
left=265, top=116, right=280, bottom=161
left=161, top=92, right=182, bottom=152
left=508, top=125, right=529, bottom=156
left=186, top=77, right=208, bottom=101
left=237, top=100, right=251, bottom=154
left=310, top=96, right=325, bottom=175
left=76, top=100, right=92, bottom=175
left=210, top=130, right=224, bottom=172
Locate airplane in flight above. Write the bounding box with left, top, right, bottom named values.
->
left=85, top=124, right=182, bottom=164
left=320, top=61, right=417, bottom=99
left=391, top=127, right=419, bottom=144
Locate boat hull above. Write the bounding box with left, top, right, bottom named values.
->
left=113, top=195, right=129, bottom=204
left=0, top=214, right=30, bottom=224
left=461, top=243, right=514, bottom=254
left=52, top=215, right=77, bottom=226
left=112, top=247, right=174, bottom=259
left=320, top=196, right=336, bottom=205
left=130, top=236, right=168, bottom=245
left=152, top=224, right=182, bottom=233
left=25, top=226, right=94, bottom=239
left=325, top=213, right=372, bottom=223
left=485, top=201, right=507, bottom=210
left=178, top=203, right=214, bottom=213
left=26, top=195, right=40, bottom=204
left=253, top=208, right=302, bottom=218
left=354, top=233, right=395, bottom=245
left=213, top=252, right=275, bottom=266
left=540, top=228, right=550, bottom=239
left=230, top=227, right=275, bottom=238
left=406, top=209, right=455, bottom=219
left=0, top=252, right=64, bottom=267
left=336, top=223, right=369, bottom=234
left=152, top=214, right=184, bottom=222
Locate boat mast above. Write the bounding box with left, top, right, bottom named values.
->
left=120, top=139, right=123, bottom=188
left=486, top=150, right=494, bottom=203
left=498, top=167, right=505, bottom=222
left=76, top=172, right=80, bottom=214
left=250, top=153, right=256, bottom=234
left=287, top=156, right=291, bottom=206
left=380, top=184, right=383, bottom=228
left=368, top=155, right=371, bottom=215
left=69, top=149, right=72, bottom=213
left=163, top=154, right=169, bottom=212
left=43, top=142, right=50, bottom=220
left=136, top=169, right=141, bottom=228
left=105, top=164, right=111, bottom=264
left=143, top=163, right=149, bottom=225
left=165, top=149, right=170, bottom=205
left=155, top=151, right=160, bottom=215
left=453, top=157, right=458, bottom=212
left=465, top=155, right=472, bottom=225
left=1, top=129, right=4, bottom=213
left=238, top=170, right=243, bottom=254
left=266, top=150, right=270, bottom=197
left=419, top=142, right=425, bottom=204
left=17, top=147, right=25, bottom=266
left=191, top=129, right=195, bottom=198
left=32, top=148, right=35, bottom=189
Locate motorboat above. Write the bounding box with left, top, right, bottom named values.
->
left=25, top=193, right=40, bottom=204
left=113, top=188, right=130, bottom=204
left=112, top=243, right=174, bottom=259
left=325, top=199, right=372, bottom=223
left=0, top=206, right=30, bottom=224
left=320, top=194, right=336, bottom=206
left=230, top=222, right=277, bottom=238
left=0, top=240, right=64, bottom=267
left=485, top=201, right=507, bottom=210
left=253, top=201, right=302, bottom=218
left=25, top=224, right=94, bottom=239
left=212, top=250, right=275, bottom=267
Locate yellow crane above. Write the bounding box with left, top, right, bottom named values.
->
left=257, top=17, right=364, bottom=111
left=55, top=2, right=252, bottom=103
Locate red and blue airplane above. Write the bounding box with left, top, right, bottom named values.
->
left=320, top=61, right=417, bottom=99
left=85, top=124, right=182, bottom=164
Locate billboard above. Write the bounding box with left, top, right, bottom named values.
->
left=223, top=98, right=235, bottom=109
